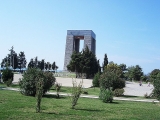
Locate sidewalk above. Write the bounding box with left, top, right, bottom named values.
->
left=1, top=87, right=159, bottom=103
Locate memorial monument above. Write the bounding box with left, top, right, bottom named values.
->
left=63, top=30, right=96, bottom=70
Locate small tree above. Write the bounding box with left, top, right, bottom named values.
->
left=92, top=72, right=100, bottom=87
left=153, top=73, right=160, bottom=100
left=35, top=78, right=44, bottom=113
left=99, top=87, right=113, bottom=103
left=99, top=63, right=125, bottom=102
left=55, top=82, right=62, bottom=98
left=102, top=54, right=108, bottom=71
left=2, top=67, right=13, bottom=86
left=149, top=69, right=160, bottom=82
left=70, top=79, right=83, bottom=109
left=19, top=68, right=55, bottom=96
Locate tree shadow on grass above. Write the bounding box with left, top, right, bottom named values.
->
left=50, top=88, right=68, bottom=92
left=122, top=95, right=139, bottom=98
left=75, top=108, right=103, bottom=112
left=110, top=101, right=119, bottom=104
left=60, top=89, right=68, bottom=92
left=42, top=111, right=59, bottom=115
left=43, top=94, right=66, bottom=99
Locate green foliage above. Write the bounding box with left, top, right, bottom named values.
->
left=99, top=87, right=113, bottom=103
left=102, top=54, right=108, bottom=71
left=99, top=63, right=125, bottom=102
left=92, top=72, right=100, bottom=87
left=113, top=89, right=124, bottom=97
left=19, top=68, right=55, bottom=96
left=2, top=67, right=13, bottom=86
left=140, top=75, right=148, bottom=82
left=1, top=90, right=160, bottom=120
left=55, top=82, right=62, bottom=98
left=126, top=65, right=143, bottom=81
left=100, top=63, right=125, bottom=91
left=69, top=79, right=83, bottom=109
left=67, top=46, right=99, bottom=78
left=149, top=69, right=160, bottom=82
left=35, top=78, right=44, bottom=113
left=153, top=73, right=160, bottom=100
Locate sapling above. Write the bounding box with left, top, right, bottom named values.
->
left=69, top=79, right=83, bottom=109
left=55, top=82, right=62, bottom=98
left=35, top=78, right=44, bottom=113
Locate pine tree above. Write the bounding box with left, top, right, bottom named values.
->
left=102, top=54, right=108, bottom=71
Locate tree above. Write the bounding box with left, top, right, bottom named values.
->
left=126, top=65, right=143, bottom=81
left=18, top=51, right=27, bottom=70
left=19, top=68, right=56, bottom=96
left=2, top=66, right=14, bottom=86
left=141, top=75, right=149, bottom=82
left=67, top=46, right=99, bottom=78
left=1, top=46, right=19, bottom=69
left=153, top=72, right=160, bottom=100
left=39, top=59, right=45, bottom=70
left=92, top=72, right=101, bottom=87
left=52, top=61, right=58, bottom=71
left=102, top=54, right=108, bottom=71
left=28, top=59, right=34, bottom=68
left=149, top=69, right=160, bottom=82
left=99, top=63, right=125, bottom=103
left=119, top=64, right=127, bottom=72
left=102, top=63, right=125, bottom=90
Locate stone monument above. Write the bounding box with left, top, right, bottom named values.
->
left=63, top=30, right=96, bottom=70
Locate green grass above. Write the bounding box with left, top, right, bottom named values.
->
left=0, top=90, right=160, bottom=120
left=0, top=83, right=19, bottom=88
left=0, top=83, right=145, bottom=99
left=51, top=86, right=100, bottom=96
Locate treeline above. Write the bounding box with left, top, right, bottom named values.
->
left=0, top=46, right=58, bottom=71
left=67, top=46, right=156, bottom=82
left=28, top=57, right=58, bottom=71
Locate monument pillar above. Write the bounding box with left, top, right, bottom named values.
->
left=64, top=30, right=96, bottom=70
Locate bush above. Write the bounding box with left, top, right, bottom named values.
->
left=144, top=93, right=150, bottom=98
left=69, top=79, right=83, bottom=109
left=99, top=71, right=125, bottom=91
left=99, top=63, right=125, bottom=102
left=2, top=67, right=13, bottom=86
left=19, top=68, right=55, bottom=96
left=92, top=72, right=100, bottom=87
left=99, top=87, right=113, bottom=103
left=152, top=73, right=160, bottom=100
left=36, top=78, right=44, bottom=113
left=54, top=82, right=62, bottom=98
left=113, top=89, right=124, bottom=97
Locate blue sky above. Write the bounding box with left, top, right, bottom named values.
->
left=0, top=0, right=160, bottom=74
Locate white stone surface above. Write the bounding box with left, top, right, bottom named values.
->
left=13, top=74, right=154, bottom=96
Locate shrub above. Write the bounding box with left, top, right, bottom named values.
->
left=113, top=89, right=124, bottom=97
left=99, top=63, right=125, bottom=102
left=19, top=68, right=55, bottom=96
left=55, top=82, right=62, bottom=98
left=152, top=73, right=160, bottom=100
left=99, top=87, right=113, bottom=103
left=144, top=93, right=150, bottom=98
left=100, top=71, right=125, bottom=91
left=82, top=90, right=88, bottom=94
left=69, top=79, right=83, bottom=109
left=36, top=78, right=44, bottom=113
left=2, top=67, right=13, bottom=86
left=92, top=72, right=100, bottom=87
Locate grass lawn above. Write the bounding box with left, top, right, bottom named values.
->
left=0, top=83, right=146, bottom=99
left=50, top=86, right=100, bottom=96
left=0, top=83, right=19, bottom=88
left=0, top=90, right=160, bottom=120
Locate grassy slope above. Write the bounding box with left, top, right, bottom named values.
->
left=0, top=90, right=160, bottom=120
